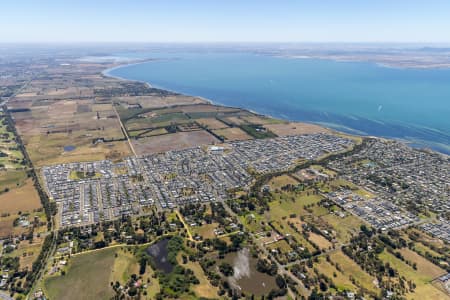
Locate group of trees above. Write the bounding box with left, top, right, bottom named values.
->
left=152, top=237, right=200, bottom=299
left=4, top=232, right=55, bottom=296
left=342, top=233, right=415, bottom=296
left=2, top=108, right=57, bottom=224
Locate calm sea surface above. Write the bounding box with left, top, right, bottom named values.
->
left=107, top=52, right=450, bottom=154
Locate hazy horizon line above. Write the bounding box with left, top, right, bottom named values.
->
left=1, top=41, right=450, bottom=48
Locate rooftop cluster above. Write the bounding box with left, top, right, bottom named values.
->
left=42, top=133, right=353, bottom=227
left=328, top=139, right=450, bottom=216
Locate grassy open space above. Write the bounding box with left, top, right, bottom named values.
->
left=45, top=248, right=117, bottom=300
left=330, top=250, right=379, bottom=294
left=213, top=127, right=252, bottom=141
left=25, top=134, right=131, bottom=166
left=308, top=232, right=332, bottom=250
left=269, top=174, right=299, bottom=190
left=110, top=249, right=139, bottom=283
left=0, top=115, right=25, bottom=169
left=399, top=248, right=446, bottom=279
left=192, top=222, right=220, bottom=239
left=239, top=212, right=270, bottom=233
left=321, top=213, right=363, bottom=243
left=177, top=252, right=219, bottom=299
left=269, top=194, right=324, bottom=219
left=5, top=238, right=45, bottom=271
left=45, top=246, right=161, bottom=299
left=69, top=170, right=102, bottom=180
left=0, top=179, right=42, bottom=214
left=0, top=169, right=28, bottom=193
left=379, top=250, right=449, bottom=300
left=45, top=248, right=115, bottom=300
left=315, top=257, right=357, bottom=292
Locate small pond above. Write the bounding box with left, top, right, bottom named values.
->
left=63, top=145, right=76, bottom=152
left=223, top=248, right=277, bottom=296
left=146, top=238, right=173, bottom=274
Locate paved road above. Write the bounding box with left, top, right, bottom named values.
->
left=112, top=103, right=137, bottom=157
left=175, top=209, right=194, bottom=241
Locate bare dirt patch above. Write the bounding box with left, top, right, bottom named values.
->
left=222, top=116, right=248, bottom=125
left=133, top=130, right=220, bottom=155
left=0, top=218, right=14, bottom=238
left=308, top=232, right=332, bottom=250
left=264, top=122, right=329, bottom=136
left=213, top=127, right=252, bottom=141
left=196, top=118, right=228, bottom=129
left=399, top=248, right=446, bottom=279
left=0, top=179, right=42, bottom=214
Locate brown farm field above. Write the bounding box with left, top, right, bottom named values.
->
left=0, top=169, right=28, bottom=192
left=308, top=232, right=332, bottom=250
left=264, top=122, right=330, bottom=136
left=44, top=247, right=160, bottom=300
left=399, top=248, right=446, bottom=279
left=330, top=250, right=379, bottom=294
left=24, top=133, right=131, bottom=166
left=12, top=98, right=130, bottom=166
left=269, top=174, right=299, bottom=190
left=213, top=127, right=252, bottom=141
left=132, top=130, right=220, bottom=155
left=114, top=95, right=206, bottom=109
left=0, top=178, right=42, bottom=214
left=0, top=217, right=14, bottom=238
left=196, top=117, right=228, bottom=129
left=44, top=248, right=117, bottom=300
left=379, top=250, right=449, bottom=299
left=240, top=115, right=284, bottom=125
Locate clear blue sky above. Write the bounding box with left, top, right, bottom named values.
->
left=1, top=0, right=450, bottom=43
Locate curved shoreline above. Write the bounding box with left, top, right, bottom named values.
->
left=102, top=59, right=450, bottom=156
left=103, top=62, right=281, bottom=120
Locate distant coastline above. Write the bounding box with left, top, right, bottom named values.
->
left=103, top=55, right=450, bottom=156
left=103, top=63, right=273, bottom=120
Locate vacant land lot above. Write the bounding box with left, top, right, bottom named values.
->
left=222, top=116, right=248, bottom=125
left=133, top=131, right=219, bottom=155
left=331, top=250, right=379, bottom=294
left=379, top=250, right=449, bottom=299
left=0, top=217, right=15, bottom=238
left=321, top=213, right=363, bottom=243
left=177, top=253, right=219, bottom=299
left=192, top=223, right=219, bottom=239
left=196, top=118, right=228, bottom=129
left=45, top=248, right=117, bottom=300
left=308, top=232, right=332, bottom=250
left=0, top=179, right=41, bottom=214
left=10, top=238, right=45, bottom=271
left=314, top=257, right=357, bottom=292
left=399, top=248, right=446, bottom=279
left=24, top=133, right=131, bottom=166
left=115, top=95, right=206, bottom=109
left=264, top=122, right=329, bottom=136
left=240, top=115, right=284, bottom=125
left=213, top=127, right=252, bottom=141
left=0, top=169, right=28, bottom=193
left=269, top=174, right=299, bottom=190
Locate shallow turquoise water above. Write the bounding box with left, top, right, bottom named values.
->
left=108, top=52, right=450, bottom=154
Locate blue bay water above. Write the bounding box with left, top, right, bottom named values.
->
left=107, top=52, right=450, bottom=154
